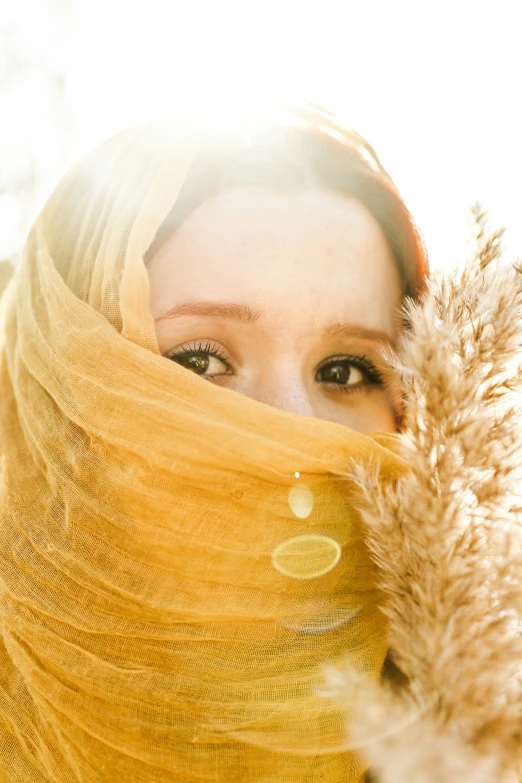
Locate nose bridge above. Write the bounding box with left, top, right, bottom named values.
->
left=250, top=358, right=314, bottom=418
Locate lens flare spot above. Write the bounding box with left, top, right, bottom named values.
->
left=271, top=534, right=341, bottom=580
left=280, top=602, right=362, bottom=633
left=288, top=484, right=314, bottom=519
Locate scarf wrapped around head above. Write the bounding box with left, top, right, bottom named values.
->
left=0, top=113, right=407, bottom=782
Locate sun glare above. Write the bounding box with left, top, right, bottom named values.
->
left=1, top=2, right=521, bottom=269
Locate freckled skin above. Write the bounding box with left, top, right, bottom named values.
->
left=147, top=187, right=403, bottom=433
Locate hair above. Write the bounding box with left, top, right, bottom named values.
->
left=144, top=102, right=429, bottom=301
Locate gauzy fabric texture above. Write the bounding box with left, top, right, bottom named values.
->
left=0, top=117, right=407, bottom=782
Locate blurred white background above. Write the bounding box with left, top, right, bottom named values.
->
left=1, top=0, right=521, bottom=270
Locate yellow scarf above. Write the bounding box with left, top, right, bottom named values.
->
left=0, top=117, right=406, bottom=782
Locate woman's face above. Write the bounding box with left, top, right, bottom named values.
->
left=147, top=187, right=403, bottom=433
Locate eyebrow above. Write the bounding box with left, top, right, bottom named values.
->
left=154, top=300, right=394, bottom=345
left=154, top=301, right=262, bottom=324
left=321, top=321, right=394, bottom=345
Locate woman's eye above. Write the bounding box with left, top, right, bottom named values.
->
left=315, top=355, right=383, bottom=390
left=166, top=343, right=232, bottom=378
left=316, top=362, right=363, bottom=386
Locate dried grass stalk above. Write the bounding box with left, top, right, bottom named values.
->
left=332, top=206, right=522, bottom=782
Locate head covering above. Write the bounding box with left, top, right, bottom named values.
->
left=0, top=108, right=407, bottom=782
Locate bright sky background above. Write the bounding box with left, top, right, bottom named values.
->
left=2, top=0, right=522, bottom=271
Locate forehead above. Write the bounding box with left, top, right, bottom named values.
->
left=147, top=187, right=402, bottom=335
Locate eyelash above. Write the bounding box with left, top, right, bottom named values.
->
left=165, top=342, right=384, bottom=391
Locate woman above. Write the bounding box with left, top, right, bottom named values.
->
left=0, top=100, right=429, bottom=782
left=144, top=107, right=426, bottom=436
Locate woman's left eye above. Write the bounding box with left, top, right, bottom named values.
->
left=315, top=355, right=383, bottom=390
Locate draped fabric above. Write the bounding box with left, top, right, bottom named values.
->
left=0, top=112, right=407, bottom=782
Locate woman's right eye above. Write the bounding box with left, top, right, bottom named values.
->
left=165, top=341, right=233, bottom=379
